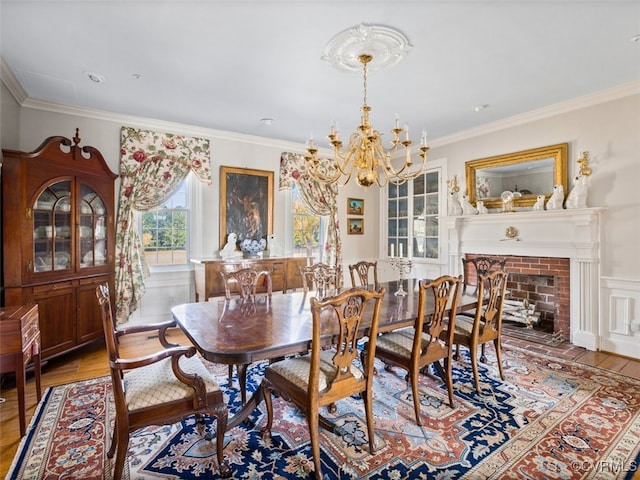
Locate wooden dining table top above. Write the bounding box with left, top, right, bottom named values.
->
left=171, top=278, right=478, bottom=366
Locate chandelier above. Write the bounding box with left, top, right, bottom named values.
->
left=304, top=53, right=429, bottom=189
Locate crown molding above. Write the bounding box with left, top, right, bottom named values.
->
left=1, top=57, right=27, bottom=103
left=431, top=81, right=640, bottom=148
left=19, top=96, right=307, bottom=152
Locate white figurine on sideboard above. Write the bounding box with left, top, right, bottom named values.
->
left=545, top=184, right=565, bottom=210
left=220, top=232, right=242, bottom=258
left=532, top=195, right=546, bottom=211
left=476, top=201, right=489, bottom=214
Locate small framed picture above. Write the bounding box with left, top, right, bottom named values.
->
left=347, top=218, right=364, bottom=235
left=347, top=198, right=364, bottom=215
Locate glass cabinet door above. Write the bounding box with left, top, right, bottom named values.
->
left=79, top=183, right=108, bottom=269
left=33, top=180, right=72, bottom=272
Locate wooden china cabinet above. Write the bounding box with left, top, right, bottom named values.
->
left=1, top=130, right=117, bottom=360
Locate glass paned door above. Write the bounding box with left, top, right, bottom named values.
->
left=79, top=183, right=108, bottom=268
left=33, top=180, right=72, bottom=272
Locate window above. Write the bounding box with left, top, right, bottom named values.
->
left=291, top=184, right=328, bottom=261
left=141, top=179, right=189, bottom=266
left=387, top=166, right=442, bottom=260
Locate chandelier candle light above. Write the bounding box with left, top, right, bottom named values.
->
left=304, top=53, right=429, bottom=189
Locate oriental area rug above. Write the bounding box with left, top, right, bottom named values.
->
left=7, top=346, right=640, bottom=479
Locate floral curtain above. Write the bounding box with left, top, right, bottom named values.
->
left=115, top=127, right=211, bottom=324
left=279, top=151, right=342, bottom=271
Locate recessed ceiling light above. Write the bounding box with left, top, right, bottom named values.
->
left=473, top=104, right=490, bottom=112
left=260, top=118, right=275, bottom=126
left=85, top=71, right=105, bottom=83
left=631, top=34, right=640, bottom=43
left=132, top=73, right=143, bottom=80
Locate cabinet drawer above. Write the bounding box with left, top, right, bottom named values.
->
left=21, top=313, right=40, bottom=346
left=33, top=281, right=73, bottom=294
left=0, top=304, right=39, bottom=355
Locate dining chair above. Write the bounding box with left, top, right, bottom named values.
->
left=260, top=286, right=385, bottom=480
left=219, top=267, right=272, bottom=403
left=443, top=269, right=509, bottom=394
left=348, top=260, right=379, bottom=288
left=372, top=275, right=462, bottom=426
left=95, top=283, right=230, bottom=479
left=299, top=262, right=341, bottom=296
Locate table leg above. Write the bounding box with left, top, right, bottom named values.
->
left=34, top=352, right=42, bottom=402
left=237, top=363, right=249, bottom=405
left=227, top=384, right=264, bottom=431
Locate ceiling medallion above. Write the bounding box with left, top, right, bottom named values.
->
left=321, top=23, right=412, bottom=74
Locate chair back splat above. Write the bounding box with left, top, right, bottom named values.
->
left=220, top=267, right=272, bottom=300
left=462, top=256, right=506, bottom=294
left=348, top=260, right=379, bottom=288
left=299, top=262, right=341, bottom=296
left=374, top=275, right=462, bottom=426
left=96, top=283, right=231, bottom=479
left=260, top=286, right=385, bottom=480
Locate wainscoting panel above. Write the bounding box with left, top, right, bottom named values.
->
left=127, top=269, right=193, bottom=324
left=600, top=276, right=640, bottom=359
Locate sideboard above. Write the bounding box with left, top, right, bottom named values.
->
left=191, top=256, right=308, bottom=301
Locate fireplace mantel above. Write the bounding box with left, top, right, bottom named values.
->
left=445, top=208, right=605, bottom=350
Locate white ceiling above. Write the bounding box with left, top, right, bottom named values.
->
left=1, top=1, right=639, bottom=148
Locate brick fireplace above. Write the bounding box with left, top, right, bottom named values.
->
left=445, top=208, right=604, bottom=350
left=464, top=253, right=570, bottom=336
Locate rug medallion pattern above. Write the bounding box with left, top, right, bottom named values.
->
left=7, top=346, right=640, bottom=479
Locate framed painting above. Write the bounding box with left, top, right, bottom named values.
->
left=347, top=197, right=364, bottom=215
left=347, top=218, right=364, bottom=235
left=220, top=166, right=274, bottom=248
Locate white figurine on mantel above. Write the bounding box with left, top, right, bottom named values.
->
left=545, top=184, right=565, bottom=210
left=265, top=234, right=280, bottom=257
left=565, top=174, right=589, bottom=209
left=448, top=190, right=463, bottom=216
left=532, top=195, right=546, bottom=211
left=460, top=194, right=478, bottom=215
left=476, top=201, right=489, bottom=214
left=220, top=232, right=242, bottom=259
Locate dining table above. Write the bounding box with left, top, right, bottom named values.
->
left=171, top=278, right=478, bottom=430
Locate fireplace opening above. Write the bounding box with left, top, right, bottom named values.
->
left=463, top=254, right=570, bottom=340
left=505, top=273, right=556, bottom=333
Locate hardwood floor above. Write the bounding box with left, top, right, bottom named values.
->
left=1, top=329, right=639, bottom=478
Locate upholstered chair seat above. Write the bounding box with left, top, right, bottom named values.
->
left=124, top=354, right=221, bottom=410
left=266, top=349, right=364, bottom=392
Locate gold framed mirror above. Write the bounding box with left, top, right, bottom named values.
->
left=465, top=143, right=568, bottom=209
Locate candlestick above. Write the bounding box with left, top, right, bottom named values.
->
left=390, top=244, right=394, bottom=257
left=399, top=243, right=403, bottom=257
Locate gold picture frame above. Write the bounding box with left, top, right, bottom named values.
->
left=220, top=166, right=274, bottom=248
left=347, top=218, right=364, bottom=235
left=347, top=197, right=364, bottom=215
